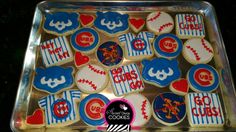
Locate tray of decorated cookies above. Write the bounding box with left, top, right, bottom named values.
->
left=10, top=0, right=236, bottom=131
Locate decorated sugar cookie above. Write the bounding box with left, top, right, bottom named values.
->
left=94, top=11, right=129, bottom=36
left=129, top=17, right=145, bottom=33
left=26, top=109, right=45, bottom=127
left=74, top=51, right=90, bottom=68
left=33, top=66, right=74, bottom=94
left=79, top=94, right=109, bottom=126
left=124, top=93, right=151, bottom=126
left=109, top=63, right=144, bottom=96
left=40, top=36, right=73, bottom=67
left=75, top=64, right=108, bottom=94
left=96, top=41, right=123, bottom=68
left=152, top=92, right=186, bottom=126
left=142, top=58, right=181, bottom=88
left=38, top=90, right=81, bottom=127
left=118, top=32, right=155, bottom=60
left=43, top=12, right=80, bottom=35
left=186, top=93, right=224, bottom=127
left=79, top=14, right=95, bottom=27
left=187, top=64, right=219, bottom=92
left=176, top=14, right=205, bottom=39
left=146, top=11, right=174, bottom=35
left=170, top=78, right=189, bottom=96
left=153, top=33, right=183, bottom=59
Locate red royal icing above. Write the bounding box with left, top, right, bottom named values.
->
left=80, top=14, right=94, bottom=26
left=129, top=18, right=145, bottom=30
left=75, top=52, right=89, bottom=67
left=194, top=68, right=213, bottom=86
left=26, top=109, right=44, bottom=125
left=171, top=78, right=189, bottom=93
left=85, top=98, right=105, bottom=119
left=159, top=37, right=178, bottom=53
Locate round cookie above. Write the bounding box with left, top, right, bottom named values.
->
left=152, top=92, right=186, bottom=126
left=182, top=38, right=214, bottom=65
left=123, top=93, right=151, bottom=126
left=79, top=94, right=109, bottom=126
left=75, top=64, right=108, bottom=94
left=71, top=28, right=99, bottom=54
left=153, top=33, right=183, bottom=59
left=187, top=64, right=219, bottom=93
left=146, top=11, right=174, bottom=35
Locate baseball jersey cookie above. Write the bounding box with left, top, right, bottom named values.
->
left=40, top=36, right=73, bottom=67
left=38, top=90, right=81, bottom=127
left=94, top=11, right=129, bottom=36
left=146, top=11, right=174, bottom=35
left=182, top=38, right=214, bottom=65
left=79, top=94, right=109, bottom=126
left=170, top=78, right=189, bottom=96
left=33, top=66, right=74, bottom=94
left=186, top=93, right=224, bottom=127
left=142, top=58, right=181, bottom=88
left=154, top=33, right=183, bottom=59
left=71, top=28, right=99, bottom=54
left=109, top=63, right=145, bottom=96
left=176, top=14, right=205, bottom=39
left=79, top=14, right=95, bottom=27
left=124, top=93, right=151, bottom=126
left=129, top=17, right=145, bottom=33
left=26, top=109, right=45, bottom=127
left=118, top=32, right=155, bottom=60
left=187, top=64, right=219, bottom=93
left=43, top=12, right=80, bottom=36
left=75, top=64, right=108, bottom=94
left=152, top=92, right=186, bottom=126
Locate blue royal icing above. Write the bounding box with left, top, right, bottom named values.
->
left=44, top=12, right=80, bottom=35
left=94, top=11, right=129, bottom=35
left=142, top=58, right=181, bottom=87
left=188, top=64, right=219, bottom=92
left=33, top=66, right=74, bottom=93
left=79, top=94, right=109, bottom=126
left=153, top=92, right=186, bottom=124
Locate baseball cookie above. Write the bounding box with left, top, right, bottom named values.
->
left=182, top=38, right=214, bottom=65
left=152, top=92, right=186, bottom=126
left=109, top=63, right=145, bottom=96
left=75, top=64, right=108, bottom=94
left=185, top=93, right=224, bottom=127
left=153, top=33, right=183, bottom=59
left=129, top=17, right=145, bottom=33
left=38, top=90, right=81, bottom=127
left=118, top=32, right=155, bottom=60
left=146, top=11, right=174, bottom=35
left=74, top=51, right=90, bottom=68
left=142, top=58, right=181, bottom=88
left=79, top=14, right=95, bottom=27
left=40, top=36, right=73, bottom=67
left=176, top=14, right=205, bottom=39
left=25, top=109, right=45, bottom=127
left=187, top=64, right=219, bottom=93
left=170, top=78, right=189, bottom=96
left=33, top=66, right=74, bottom=94
left=43, top=12, right=80, bottom=36
left=124, top=93, right=151, bottom=126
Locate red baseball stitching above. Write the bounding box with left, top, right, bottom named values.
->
left=141, top=100, right=148, bottom=120
left=201, top=39, right=213, bottom=53
left=186, top=45, right=201, bottom=61
left=77, top=79, right=97, bottom=90
left=147, top=11, right=161, bottom=22
left=158, top=22, right=173, bottom=32
left=88, top=65, right=106, bottom=75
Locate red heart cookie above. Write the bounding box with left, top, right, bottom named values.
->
left=74, top=51, right=89, bottom=67
left=26, top=109, right=44, bottom=125
left=170, top=78, right=189, bottom=96
left=129, top=18, right=145, bottom=32
left=80, top=14, right=95, bottom=27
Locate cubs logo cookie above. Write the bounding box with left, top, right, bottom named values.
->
left=176, top=14, right=205, bottom=39
left=94, top=11, right=129, bottom=36
left=170, top=78, right=189, bottom=96
left=124, top=93, right=151, bottom=126
left=96, top=41, right=123, bottom=67
left=79, top=14, right=95, bottom=27
left=75, top=64, right=108, bottom=94
left=182, top=38, right=214, bottom=65
left=40, top=36, right=73, bottom=67
left=38, top=90, right=81, bottom=127
left=186, top=93, right=224, bottom=127
left=146, top=11, right=174, bottom=35
left=129, top=17, right=145, bottom=33
left=74, top=51, right=90, bottom=68
left=33, top=66, right=74, bottom=94
left=187, top=64, right=219, bottom=92
left=142, top=58, right=181, bottom=88
left=119, top=32, right=155, bottom=60
left=79, top=94, right=109, bottom=126
left=152, top=92, right=186, bottom=126
left=109, top=63, right=144, bottom=96
left=153, top=33, right=183, bottom=59
left=26, top=109, right=45, bottom=127
left=43, top=12, right=80, bottom=35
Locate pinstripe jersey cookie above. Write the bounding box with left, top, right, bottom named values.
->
left=185, top=93, right=224, bottom=127
left=38, top=90, right=81, bottom=127
left=75, top=64, right=108, bottom=94
left=146, top=11, right=174, bottom=35
left=118, top=32, right=155, bottom=60
left=109, top=63, right=144, bottom=96
left=176, top=14, right=205, bottom=39
left=40, top=36, right=73, bottom=67
left=182, top=38, right=214, bottom=65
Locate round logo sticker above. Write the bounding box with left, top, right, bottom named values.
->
left=131, top=38, right=147, bottom=51
left=52, top=99, right=71, bottom=118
